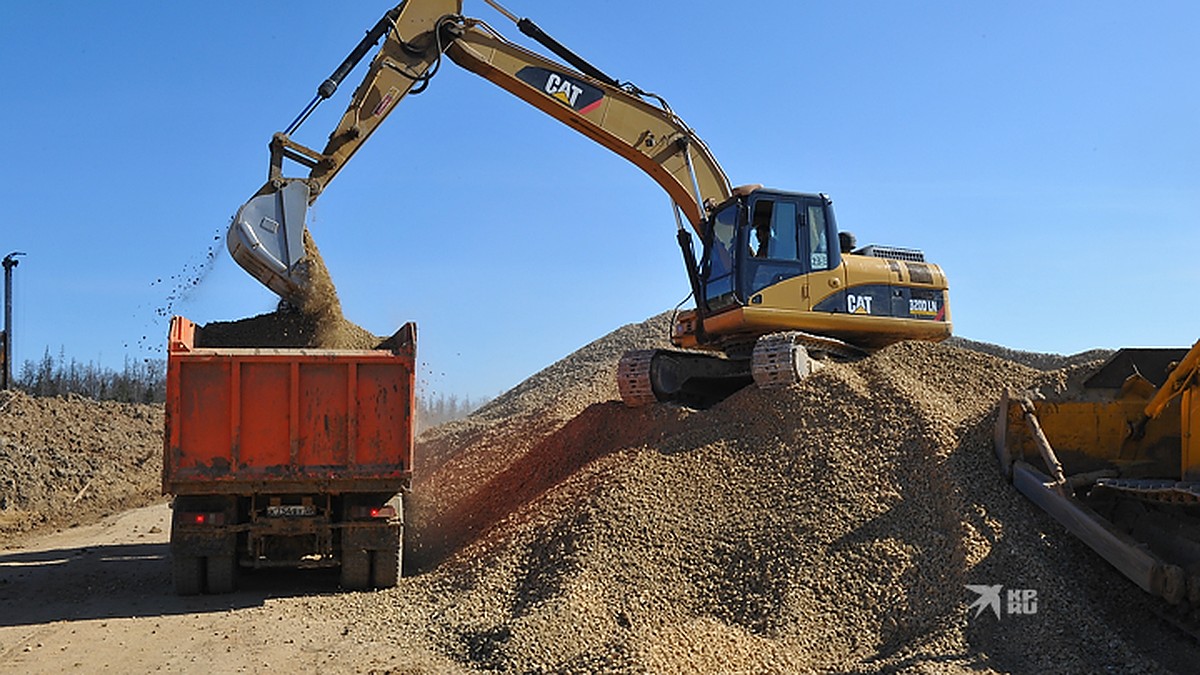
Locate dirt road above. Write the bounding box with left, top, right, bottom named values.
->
left=0, top=503, right=455, bottom=674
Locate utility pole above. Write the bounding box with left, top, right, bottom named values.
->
left=2, top=252, right=25, bottom=390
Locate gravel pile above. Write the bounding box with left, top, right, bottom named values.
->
left=6, top=306, right=1197, bottom=671
left=947, top=335, right=1112, bottom=371
left=0, top=390, right=163, bottom=545
left=195, top=309, right=380, bottom=349
left=322, top=318, right=1192, bottom=673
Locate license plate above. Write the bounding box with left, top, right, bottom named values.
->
left=267, top=504, right=315, bottom=517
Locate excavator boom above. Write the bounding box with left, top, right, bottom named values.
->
left=228, top=1, right=730, bottom=303
left=226, top=0, right=951, bottom=410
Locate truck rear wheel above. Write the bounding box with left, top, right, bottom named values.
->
left=173, top=555, right=204, bottom=596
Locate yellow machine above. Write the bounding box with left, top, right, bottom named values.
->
left=997, top=341, right=1200, bottom=607
left=228, top=0, right=951, bottom=407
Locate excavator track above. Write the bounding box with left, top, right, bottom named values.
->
left=617, top=350, right=658, bottom=407
left=617, top=348, right=752, bottom=409
left=1092, top=479, right=1200, bottom=506
left=619, top=332, right=867, bottom=407
left=1090, top=482, right=1200, bottom=642
left=751, top=331, right=865, bottom=388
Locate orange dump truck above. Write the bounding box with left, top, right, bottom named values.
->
left=163, top=316, right=416, bottom=594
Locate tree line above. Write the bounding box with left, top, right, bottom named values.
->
left=15, top=347, right=166, bottom=403
left=416, top=393, right=489, bottom=433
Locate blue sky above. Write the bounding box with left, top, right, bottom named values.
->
left=1, top=1, right=1197, bottom=400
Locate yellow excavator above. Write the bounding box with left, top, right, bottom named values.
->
left=227, top=0, right=951, bottom=407
left=997, top=341, right=1200, bottom=623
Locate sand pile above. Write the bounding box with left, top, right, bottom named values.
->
left=312, top=319, right=1192, bottom=673
left=0, top=390, right=163, bottom=545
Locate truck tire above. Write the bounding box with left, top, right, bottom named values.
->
left=173, top=555, right=204, bottom=596
left=341, top=548, right=370, bottom=590
left=371, top=536, right=401, bottom=589
left=206, top=554, right=238, bottom=594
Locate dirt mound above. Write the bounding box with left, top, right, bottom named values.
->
left=0, top=390, right=163, bottom=546
left=410, top=313, right=673, bottom=531
left=5, top=311, right=1195, bottom=671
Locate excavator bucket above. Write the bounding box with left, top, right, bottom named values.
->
left=995, top=347, right=1200, bottom=607
left=227, top=180, right=310, bottom=302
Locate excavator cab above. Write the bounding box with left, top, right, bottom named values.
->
left=698, top=189, right=843, bottom=317
left=672, top=186, right=950, bottom=357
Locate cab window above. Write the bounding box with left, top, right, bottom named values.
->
left=807, top=203, right=829, bottom=270
left=750, top=200, right=799, bottom=261
left=702, top=204, right=739, bottom=311
left=743, top=197, right=804, bottom=297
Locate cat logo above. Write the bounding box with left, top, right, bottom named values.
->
left=544, top=73, right=583, bottom=107
left=515, top=66, right=604, bottom=114
left=847, top=294, right=874, bottom=314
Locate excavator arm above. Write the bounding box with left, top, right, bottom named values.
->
left=228, top=0, right=731, bottom=302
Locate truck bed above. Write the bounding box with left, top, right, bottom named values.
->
left=163, top=316, right=416, bottom=496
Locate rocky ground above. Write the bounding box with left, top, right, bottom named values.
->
left=1, top=315, right=1197, bottom=673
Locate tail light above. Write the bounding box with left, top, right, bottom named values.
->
left=349, top=505, right=396, bottom=519
left=178, top=511, right=226, bottom=526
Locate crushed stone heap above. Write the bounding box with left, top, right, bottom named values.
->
left=318, top=315, right=1193, bottom=673
left=4, top=312, right=1194, bottom=672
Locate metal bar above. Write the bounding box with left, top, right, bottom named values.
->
left=2, top=252, right=25, bottom=390
left=678, top=138, right=705, bottom=215
left=283, top=7, right=402, bottom=136
left=481, top=0, right=519, bottom=24
left=283, top=95, right=322, bottom=137
left=290, top=362, right=300, bottom=466
left=347, top=362, right=358, bottom=466
left=670, top=198, right=686, bottom=233
left=1019, top=397, right=1067, bottom=490
left=1146, top=340, right=1200, bottom=420
left=1012, top=461, right=1182, bottom=602
left=230, top=361, right=241, bottom=471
